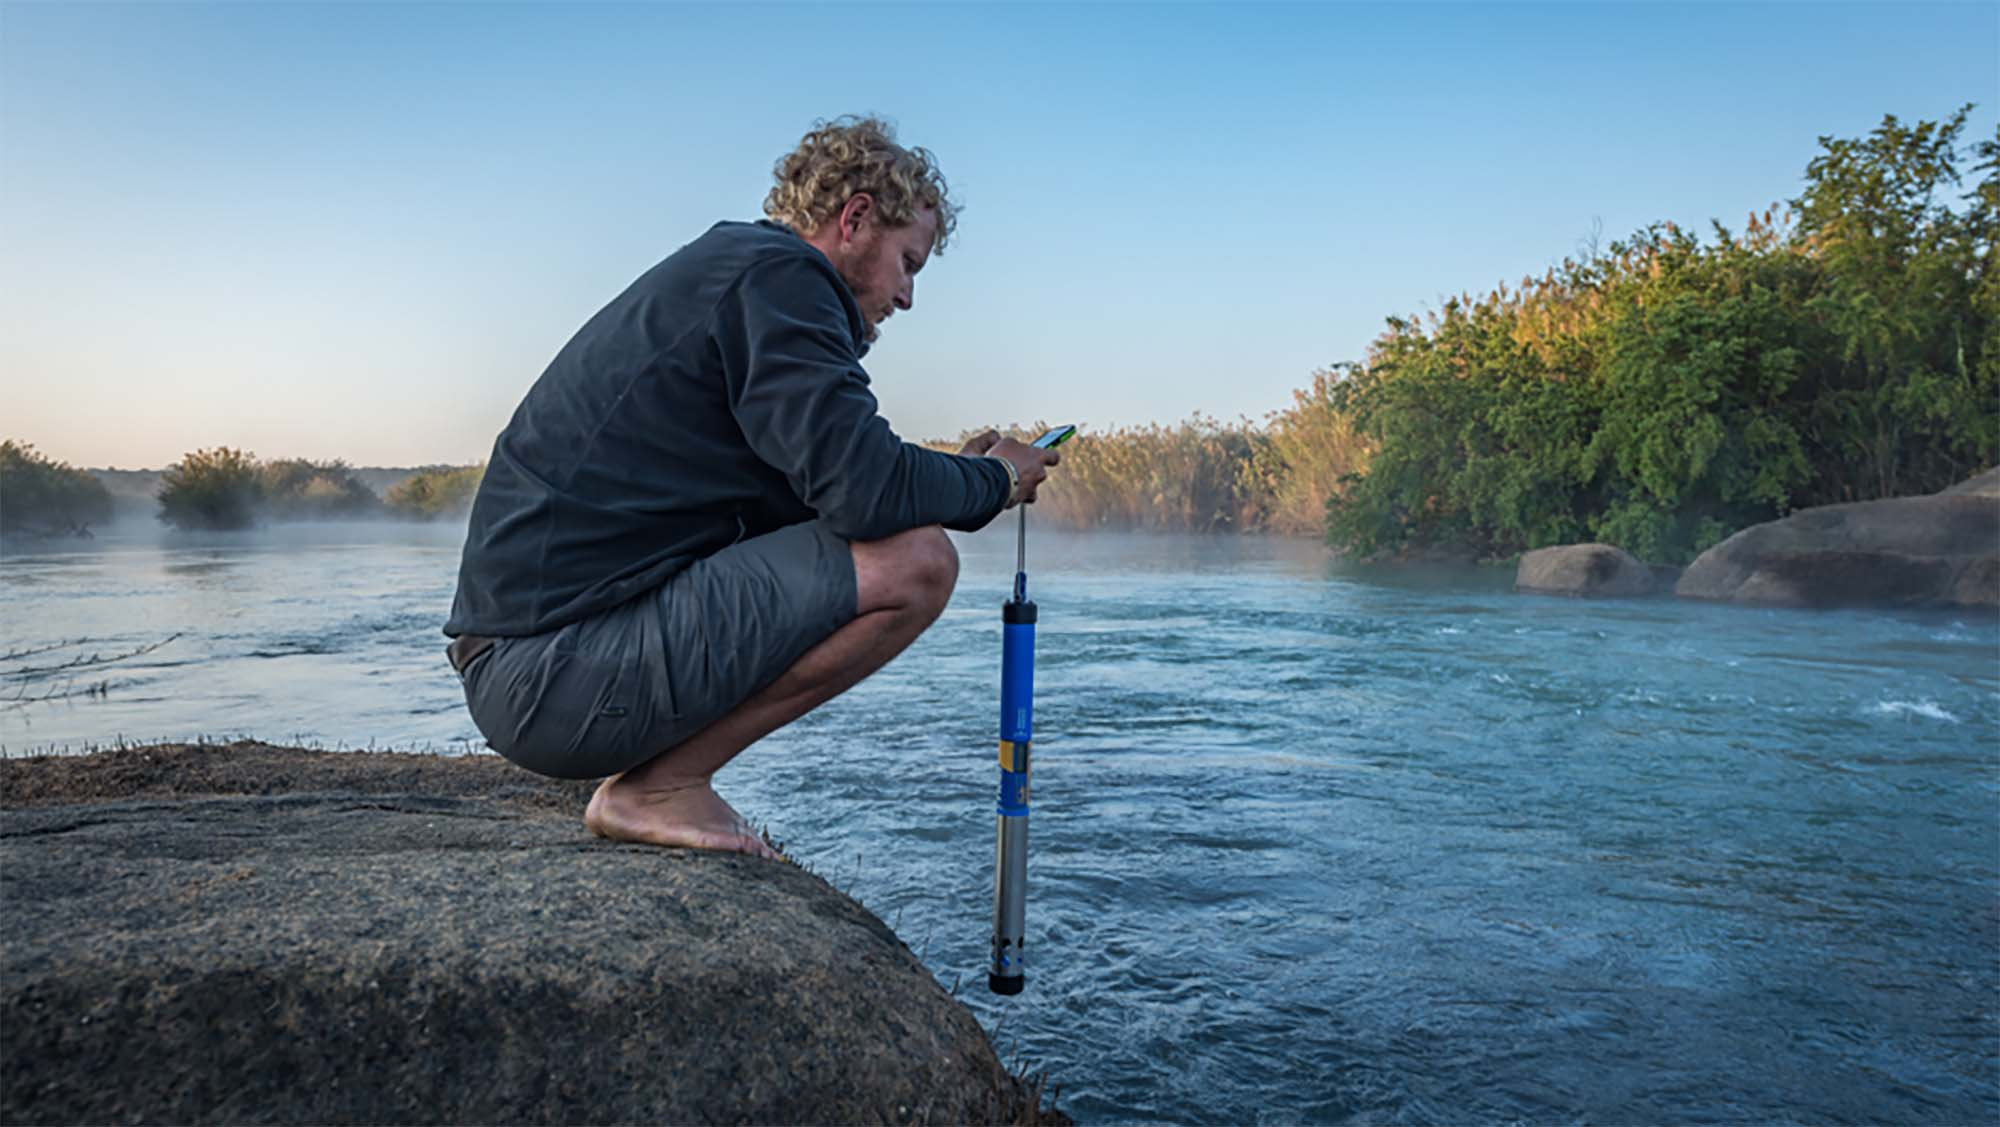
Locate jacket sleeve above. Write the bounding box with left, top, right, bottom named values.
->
left=712, top=253, right=1011, bottom=539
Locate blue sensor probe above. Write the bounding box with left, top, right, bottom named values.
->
left=989, top=424, right=1074, bottom=995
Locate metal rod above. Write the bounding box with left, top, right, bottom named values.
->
left=1013, top=503, right=1027, bottom=603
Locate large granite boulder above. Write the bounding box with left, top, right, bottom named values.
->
left=1940, top=466, right=2000, bottom=497
left=1676, top=470, right=2000, bottom=609
left=0, top=743, right=1062, bottom=1126
left=1514, top=543, right=1657, bottom=598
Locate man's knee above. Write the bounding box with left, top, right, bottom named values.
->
left=908, top=525, right=959, bottom=605
left=855, top=525, right=958, bottom=616
left=892, top=525, right=959, bottom=611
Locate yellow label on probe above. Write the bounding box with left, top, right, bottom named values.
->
left=998, top=739, right=1032, bottom=773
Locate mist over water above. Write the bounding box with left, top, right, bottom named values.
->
left=3, top=520, right=476, bottom=752
left=3, top=522, right=1996, bottom=1124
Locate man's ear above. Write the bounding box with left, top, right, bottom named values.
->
left=838, top=193, right=875, bottom=244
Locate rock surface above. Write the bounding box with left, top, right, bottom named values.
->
left=1676, top=471, right=2000, bottom=609
left=1940, top=466, right=2000, bottom=496
left=1, top=743, right=1061, bottom=1126
left=1514, top=543, right=1657, bottom=598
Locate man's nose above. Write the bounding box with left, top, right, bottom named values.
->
left=896, top=282, right=913, bottom=310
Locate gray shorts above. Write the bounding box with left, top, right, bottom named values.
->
left=453, top=520, right=858, bottom=779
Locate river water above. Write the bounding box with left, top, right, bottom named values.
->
left=3, top=521, right=1996, bottom=1124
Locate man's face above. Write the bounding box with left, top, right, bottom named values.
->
left=839, top=203, right=937, bottom=343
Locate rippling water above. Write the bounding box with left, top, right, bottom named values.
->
left=4, top=521, right=1997, bottom=1124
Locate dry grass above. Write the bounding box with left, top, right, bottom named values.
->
left=930, top=401, right=1368, bottom=537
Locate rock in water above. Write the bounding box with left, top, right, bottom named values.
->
left=1676, top=470, right=2000, bottom=609
left=0, top=745, right=1061, bottom=1126
left=1514, top=543, right=1657, bottom=598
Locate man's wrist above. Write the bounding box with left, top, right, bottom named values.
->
left=984, top=454, right=1019, bottom=506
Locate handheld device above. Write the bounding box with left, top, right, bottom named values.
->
left=1031, top=424, right=1077, bottom=450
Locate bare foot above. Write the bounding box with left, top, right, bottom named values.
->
left=584, top=775, right=780, bottom=860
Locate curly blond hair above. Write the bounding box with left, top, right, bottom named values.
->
left=764, top=115, right=958, bottom=254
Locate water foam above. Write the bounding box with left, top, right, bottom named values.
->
left=1867, top=699, right=1960, bottom=723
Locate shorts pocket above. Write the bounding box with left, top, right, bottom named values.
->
left=467, top=613, right=678, bottom=780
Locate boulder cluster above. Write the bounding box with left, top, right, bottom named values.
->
left=1513, top=469, right=1998, bottom=609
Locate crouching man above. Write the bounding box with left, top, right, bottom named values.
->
left=443, top=116, right=1058, bottom=857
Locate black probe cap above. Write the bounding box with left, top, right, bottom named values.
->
left=988, top=973, right=1025, bottom=996
left=1002, top=600, right=1038, bottom=624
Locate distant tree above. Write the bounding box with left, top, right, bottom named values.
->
left=158, top=447, right=263, bottom=531
left=0, top=440, right=113, bottom=540
left=258, top=458, right=380, bottom=519
left=383, top=464, right=484, bottom=519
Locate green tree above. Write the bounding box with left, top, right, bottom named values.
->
left=1584, top=229, right=1812, bottom=560
left=1792, top=105, right=1997, bottom=501
left=383, top=465, right=484, bottom=519
left=1971, top=129, right=2000, bottom=456
left=1328, top=109, right=1998, bottom=564
left=0, top=440, right=113, bottom=539
left=259, top=458, right=380, bottom=519
left=1329, top=282, right=1606, bottom=558
left=158, top=447, right=263, bottom=531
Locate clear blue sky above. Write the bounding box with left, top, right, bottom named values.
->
left=3, top=1, right=1994, bottom=469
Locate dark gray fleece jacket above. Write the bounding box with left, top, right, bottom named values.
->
left=446, top=220, right=1010, bottom=638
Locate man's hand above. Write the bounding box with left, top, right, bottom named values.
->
left=958, top=430, right=1060, bottom=507
left=957, top=430, right=1003, bottom=457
